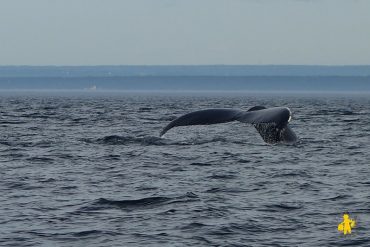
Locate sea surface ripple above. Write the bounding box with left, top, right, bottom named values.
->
left=1, top=91, right=370, bottom=246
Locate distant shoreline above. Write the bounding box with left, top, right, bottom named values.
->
left=1, top=66, right=369, bottom=91
left=1, top=75, right=369, bottom=91
left=1, top=65, right=370, bottom=77
left=1, top=90, right=370, bottom=96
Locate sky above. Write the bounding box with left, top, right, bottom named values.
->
left=0, top=0, right=369, bottom=66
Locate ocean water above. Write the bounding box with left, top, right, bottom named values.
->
left=1, top=91, right=370, bottom=246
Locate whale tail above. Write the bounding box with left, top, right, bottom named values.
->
left=160, top=106, right=298, bottom=144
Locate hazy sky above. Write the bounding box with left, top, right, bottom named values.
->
left=1, top=0, right=369, bottom=65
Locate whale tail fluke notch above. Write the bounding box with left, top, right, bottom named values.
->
left=160, top=106, right=298, bottom=144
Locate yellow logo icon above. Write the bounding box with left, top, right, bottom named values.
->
left=338, top=213, right=356, bottom=235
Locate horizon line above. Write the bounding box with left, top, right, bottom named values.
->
left=1, top=64, right=370, bottom=67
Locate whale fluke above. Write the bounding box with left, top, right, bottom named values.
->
left=160, top=106, right=297, bottom=144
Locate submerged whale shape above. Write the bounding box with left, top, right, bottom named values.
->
left=160, top=106, right=298, bottom=144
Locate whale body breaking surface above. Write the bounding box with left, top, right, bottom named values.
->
left=160, top=106, right=298, bottom=144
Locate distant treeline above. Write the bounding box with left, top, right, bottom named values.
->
left=1, top=65, right=370, bottom=77
left=1, top=76, right=370, bottom=91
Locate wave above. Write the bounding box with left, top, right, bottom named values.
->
left=20, top=113, right=51, bottom=119
left=321, top=195, right=350, bottom=201
left=207, top=174, right=237, bottom=180
left=83, top=135, right=240, bottom=146
left=72, top=230, right=106, bottom=237
left=77, top=192, right=199, bottom=212
left=205, top=187, right=248, bottom=193
left=315, top=109, right=356, bottom=116
left=26, top=156, right=55, bottom=163
left=342, top=118, right=360, bottom=122
left=271, top=170, right=312, bottom=178
left=0, top=141, right=13, bottom=146
left=189, top=162, right=213, bottom=167
left=95, top=135, right=172, bottom=146
left=260, top=202, right=304, bottom=212
left=0, top=120, right=28, bottom=124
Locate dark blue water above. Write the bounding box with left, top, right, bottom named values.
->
left=1, top=91, right=370, bottom=246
